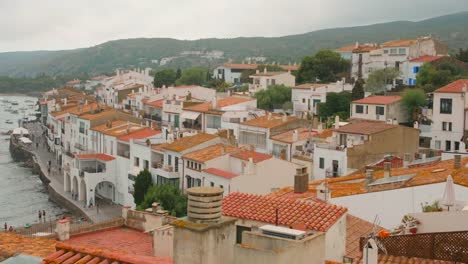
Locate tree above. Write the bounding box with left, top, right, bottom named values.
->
left=154, top=69, right=176, bottom=88
left=254, top=85, right=291, bottom=110
left=351, top=79, right=365, bottom=100
left=176, top=68, right=182, bottom=79
left=416, top=64, right=451, bottom=93
left=317, top=91, right=352, bottom=120
left=175, top=67, right=208, bottom=86
left=207, top=79, right=230, bottom=92
left=401, top=88, right=427, bottom=121
left=138, top=184, right=187, bottom=217
left=133, top=169, right=153, bottom=206
left=456, top=48, right=468, bottom=63
left=297, top=50, right=350, bottom=83
left=364, top=67, right=400, bottom=95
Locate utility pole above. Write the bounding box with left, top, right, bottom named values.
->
left=383, top=61, right=388, bottom=96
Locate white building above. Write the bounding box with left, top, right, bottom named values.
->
left=350, top=95, right=407, bottom=123
left=249, top=69, right=295, bottom=94
left=429, top=79, right=468, bottom=152
left=400, top=55, right=444, bottom=86
left=213, top=63, right=300, bottom=84
left=292, top=81, right=353, bottom=117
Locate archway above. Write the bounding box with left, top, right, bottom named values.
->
left=95, top=181, right=116, bottom=205
left=65, top=173, right=71, bottom=192
left=72, top=176, right=78, bottom=195
left=79, top=179, right=87, bottom=202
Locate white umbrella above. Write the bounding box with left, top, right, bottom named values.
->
left=442, top=175, right=456, bottom=211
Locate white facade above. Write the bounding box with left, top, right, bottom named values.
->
left=249, top=70, right=295, bottom=93
left=351, top=100, right=406, bottom=123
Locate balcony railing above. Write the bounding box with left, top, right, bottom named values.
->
left=316, top=143, right=346, bottom=151
left=182, top=121, right=201, bottom=130
left=74, top=143, right=87, bottom=151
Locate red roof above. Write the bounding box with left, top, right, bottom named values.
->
left=230, top=149, right=272, bottom=163
left=353, top=96, right=401, bottom=105
left=222, top=193, right=347, bottom=232
left=74, top=153, right=115, bottom=161
left=41, top=242, right=172, bottom=264
left=434, top=79, right=468, bottom=93
left=146, top=99, right=164, bottom=108
left=409, top=55, right=444, bottom=63
left=40, top=101, right=48, bottom=105
left=117, top=128, right=161, bottom=142
left=203, top=168, right=239, bottom=179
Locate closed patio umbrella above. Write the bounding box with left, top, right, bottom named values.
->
left=442, top=175, right=456, bottom=211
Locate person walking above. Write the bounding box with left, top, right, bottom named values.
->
left=42, top=210, right=46, bottom=220
left=4, top=222, right=7, bottom=231
left=38, top=210, right=42, bottom=221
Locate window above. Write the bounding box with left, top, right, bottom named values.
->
left=413, top=66, right=420, bottom=74
left=398, top=48, right=406, bottom=54
left=220, top=185, right=224, bottom=189
left=376, top=106, right=385, bottom=115
left=383, top=49, right=389, bottom=54
left=134, top=157, right=140, bottom=167
left=390, top=48, right=397, bottom=54
left=355, top=105, right=364, bottom=114
left=319, top=157, right=325, bottom=169
left=435, top=140, right=441, bottom=150
left=167, top=154, right=172, bottom=165
left=239, top=131, right=266, bottom=149
left=446, top=140, right=451, bottom=151
left=143, top=160, right=149, bottom=170
left=455, top=141, right=460, bottom=151
left=79, top=121, right=85, bottom=134
left=302, top=98, right=306, bottom=103
left=207, top=115, right=221, bottom=129
left=272, top=144, right=287, bottom=158
left=210, top=182, right=214, bottom=187
left=271, top=79, right=276, bottom=85
left=440, top=99, right=452, bottom=114
left=442, top=122, right=452, bottom=131
left=174, top=157, right=179, bottom=172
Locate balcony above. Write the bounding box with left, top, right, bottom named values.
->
left=150, top=165, right=179, bottom=179
left=74, top=143, right=87, bottom=151
left=315, top=143, right=346, bottom=152
left=182, top=121, right=201, bottom=130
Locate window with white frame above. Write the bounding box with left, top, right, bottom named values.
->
left=207, top=115, right=221, bottom=129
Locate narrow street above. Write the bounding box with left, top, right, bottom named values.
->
left=23, top=121, right=122, bottom=222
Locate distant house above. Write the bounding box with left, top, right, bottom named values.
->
left=249, top=69, right=295, bottom=94
left=401, top=55, right=444, bottom=86
left=350, top=95, right=407, bottom=123
left=213, top=63, right=299, bottom=84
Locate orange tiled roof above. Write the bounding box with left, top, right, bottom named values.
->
left=352, top=254, right=453, bottom=264
left=183, top=97, right=254, bottom=113
left=223, top=63, right=258, bottom=70
left=79, top=108, right=117, bottom=121
left=222, top=192, right=347, bottom=232
left=183, top=144, right=238, bottom=163
left=145, top=99, right=164, bottom=108
left=335, top=121, right=397, bottom=135
left=117, top=128, right=161, bottom=142
left=50, top=102, right=103, bottom=117
left=75, top=153, right=115, bottom=161
left=41, top=242, right=172, bottom=264
left=382, top=39, right=418, bottom=47
left=346, top=215, right=387, bottom=259
left=293, top=83, right=328, bottom=89
left=314, top=129, right=333, bottom=139
left=270, top=128, right=316, bottom=144
left=66, top=79, right=81, bottom=85
left=91, top=120, right=128, bottom=132
left=352, top=45, right=380, bottom=53
left=410, top=55, right=444, bottom=63
left=352, top=95, right=401, bottom=105
left=240, top=113, right=298, bottom=128
left=99, top=123, right=145, bottom=137
left=251, top=71, right=287, bottom=77
left=0, top=232, right=56, bottom=258
left=336, top=44, right=357, bottom=52
left=203, top=168, right=239, bottom=179
left=163, top=133, right=218, bottom=152
left=271, top=157, right=468, bottom=199
left=434, top=79, right=468, bottom=93
left=230, top=149, right=272, bottom=163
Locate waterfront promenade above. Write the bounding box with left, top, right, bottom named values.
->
left=22, top=122, right=121, bottom=222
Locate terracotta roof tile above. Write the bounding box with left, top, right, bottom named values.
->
left=163, top=133, right=218, bottom=152
left=352, top=95, right=401, bottom=105
left=97, top=123, right=145, bottom=137
left=270, top=128, right=316, bottom=144
left=183, top=97, right=254, bottom=113
left=230, top=149, right=272, bottom=163
left=314, top=129, right=333, bottom=139
left=382, top=39, right=418, bottom=47
left=183, top=144, right=238, bottom=163
left=203, top=168, right=239, bottom=179
left=75, top=153, right=115, bottom=161
left=145, top=99, right=164, bottom=108
left=240, top=113, right=298, bottom=128
left=250, top=71, right=287, bottom=77
left=336, top=44, right=357, bottom=52
left=222, top=193, right=347, bottom=232
left=335, top=121, right=397, bottom=135
left=91, top=121, right=128, bottom=132
left=434, top=79, right=468, bottom=93
left=0, top=232, right=56, bottom=258
left=117, top=128, right=161, bottom=142
left=410, top=55, right=444, bottom=63
left=345, top=215, right=387, bottom=259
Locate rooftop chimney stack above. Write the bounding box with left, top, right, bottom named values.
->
left=454, top=154, right=461, bottom=169
left=363, top=238, right=378, bottom=264
left=366, top=169, right=374, bottom=186
left=186, top=187, right=224, bottom=223
left=383, top=162, right=391, bottom=178
left=267, top=112, right=272, bottom=120
left=294, top=167, right=309, bottom=193
left=334, top=115, right=340, bottom=129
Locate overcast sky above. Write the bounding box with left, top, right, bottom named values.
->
left=1, top=0, right=467, bottom=52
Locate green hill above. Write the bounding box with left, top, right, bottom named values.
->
left=1, top=11, right=468, bottom=77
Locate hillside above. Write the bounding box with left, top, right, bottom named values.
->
left=1, top=11, right=468, bottom=77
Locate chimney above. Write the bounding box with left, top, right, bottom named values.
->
left=64, top=98, right=67, bottom=106
left=282, top=114, right=287, bottom=122
left=355, top=41, right=359, bottom=48
left=413, top=121, right=419, bottom=129
left=294, top=167, right=309, bottom=193
left=316, top=182, right=330, bottom=202
left=334, top=115, right=340, bottom=129
left=454, top=154, right=461, bottom=169
left=363, top=238, right=378, bottom=264
left=187, top=187, right=223, bottom=223
left=267, top=112, right=272, bottom=120
left=318, top=123, right=323, bottom=134
left=365, top=169, right=374, bottom=186
left=403, top=153, right=411, bottom=168
left=383, top=162, right=391, bottom=178
left=263, top=67, right=267, bottom=73
left=292, top=129, right=298, bottom=142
